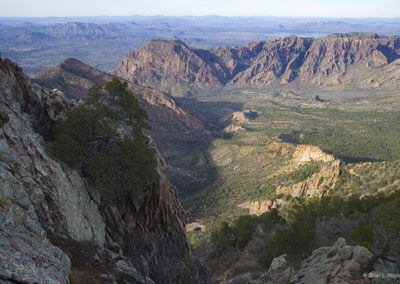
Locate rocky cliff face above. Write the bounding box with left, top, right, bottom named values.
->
left=114, top=33, right=400, bottom=95
left=0, top=57, right=207, bottom=283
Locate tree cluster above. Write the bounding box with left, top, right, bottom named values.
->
left=52, top=78, right=158, bottom=202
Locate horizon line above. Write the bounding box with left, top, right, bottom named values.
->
left=1, top=15, right=400, bottom=20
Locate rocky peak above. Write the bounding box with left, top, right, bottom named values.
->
left=274, top=144, right=340, bottom=198
left=114, top=39, right=226, bottom=95
left=34, top=57, right=115, bottom=100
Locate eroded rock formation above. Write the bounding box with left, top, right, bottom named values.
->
left=237, top=199, right=287, bottom=216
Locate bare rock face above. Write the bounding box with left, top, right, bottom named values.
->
left=237, top=199, right=287, bottom=216
left=365, top=58, right=400, bottom=89
left=0, top=57, right=207, bottom=283
left=266, top=141, right=296, bottom=158
left=292, top=144, right=335, bottom=164
left=0, top=58, right=105, bottom=282
left=272, top=144, right=340, bottom=198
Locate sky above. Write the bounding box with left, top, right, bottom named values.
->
left=1, top=0, right=399, bottom=18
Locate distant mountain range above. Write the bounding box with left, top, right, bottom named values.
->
left=1, top=16, right=400, bottom=75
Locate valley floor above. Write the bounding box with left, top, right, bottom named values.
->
left=177, top=87, right=400, bottom=282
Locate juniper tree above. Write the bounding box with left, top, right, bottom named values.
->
left=52, top=78, right=157, bottom=202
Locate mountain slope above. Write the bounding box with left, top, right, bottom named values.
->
left=114, top=33, right=400, bottom=95
left=33, top=58, right=209, bottom=140
left=0, top=57, right=207, bottom=283
left=33, top=58, right=215, bottom=195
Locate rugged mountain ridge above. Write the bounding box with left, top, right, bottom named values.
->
left=114, top=33, right=400, bottom=95
left=0, top=57, right=207, bottom=283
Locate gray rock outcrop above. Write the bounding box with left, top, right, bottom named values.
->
left=219, top=237, right=398, bottom=284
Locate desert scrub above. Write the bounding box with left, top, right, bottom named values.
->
left=279, top=161, right=321, bottom=184
left=209, top=191, right=400, bottom=270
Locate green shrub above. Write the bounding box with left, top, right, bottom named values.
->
left=52, top=79, right=157, bottom=202
left=258, top=208, right=286, bottom=231
left=282, top=162, right=321, bottom=183
left=349, top=225, right=374, bottom=250
left=0, top=110, right=9, bottom=126
left=231, top=215, right=258, bottom=248
left=210, top=221, right=234, bottom=252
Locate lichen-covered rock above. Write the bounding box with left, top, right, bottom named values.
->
left=290, top=237, right=372, bottom=284
left=220, top=237, right=397, bottom=284
left=269, top=254, right=288, bottom=272
left=0, top=57, right=105, bottom=283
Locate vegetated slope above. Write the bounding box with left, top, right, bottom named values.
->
left=33, top=58, right=215, bottom=195
left=196, top=191, right=400, bottom=283
left=114, top=33, right=400, bottom=95
left=0, top=57, right=208, bottom=283
left=186, top=106, right=400, bottom=282
left=179, top=91, right=400, bottom=220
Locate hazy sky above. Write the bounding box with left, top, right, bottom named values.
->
left=1, top=0, right=399, bottom=18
